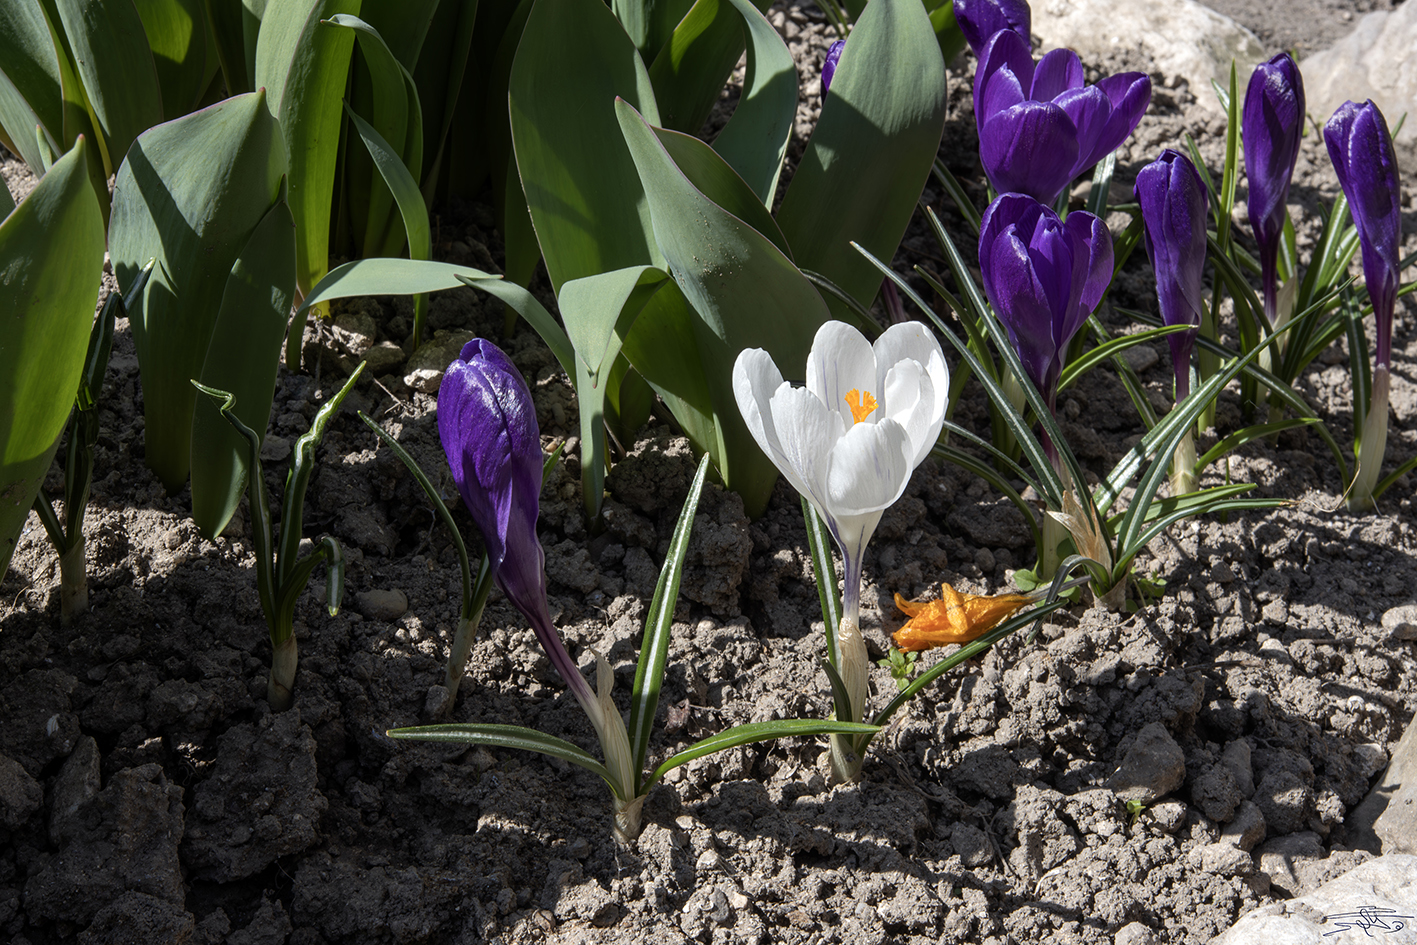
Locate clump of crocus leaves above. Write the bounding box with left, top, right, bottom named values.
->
left=386, top=340, right=874, bottom=842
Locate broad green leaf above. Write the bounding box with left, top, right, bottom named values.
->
left=347, top=0, right=436, bottom=66
left=189, top=184, right=296, bottom=538
left=777, top=0, right=946, bottom=319
left=0, top=0, right=66, bottom=172
left=203, top=0, right=252, bottom=94
left=0, top=138, right=104, bottom=578
left=559, top=266, right=669, bottom=382
left=255, top=0, right=359, bottom=301
left=411, top=0, right=478, bottom=198
left=0, top=179, right=13, bottom=217
left=614, top=0, right=693, bottom=57
left=387, top=723, right=615, bottom=787
left=55, top=0, right=165, bottom=171
left=617, top=98, right=832, bottom=516
left=647, top=0, right=769, bottom=134
left=109, top=90, right=286, bottom=493
left=651, top=126, right=790, bottom=257
left=629, top=451, right=710, bottom=787
left=617, top=279, right=718, bottom=455
left=509, top=0, right=662, bottom=293
left=132, top=0, right=210, bottom=121
left=709, top=0, right=795, bottom=206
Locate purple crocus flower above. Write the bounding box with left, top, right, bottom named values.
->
left=978, top=193, right=1113, bottom=457
left=1243, top=53, right=1305, bottom=325
left=974, top=29, right=1151, bottom=204
left=952, top=0, right=1030, bottom=58
left=437, top=339, right=595, bottom=710
left=1135, top=150, right=1208, bottom=401
left=822, top=40, right=845, bottom=94
left=1325, top=100, right=1402, bottom=373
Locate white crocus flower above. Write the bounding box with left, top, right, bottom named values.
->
left=734, top=321, right=948, bottom=776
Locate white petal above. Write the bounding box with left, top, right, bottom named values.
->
left=882, top=360, right=938, bottom=469
left=807, top=321, right=876, bottom=429
left=767, top=383, right=841, bottom=513
left=874, top=323, right=949, bottom=467
left=825, top=417, right=912, bottom=519
left=733, top=348, right=786, bottom=458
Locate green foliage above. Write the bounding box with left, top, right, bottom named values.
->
left=0, top=138, right=105, bottom=580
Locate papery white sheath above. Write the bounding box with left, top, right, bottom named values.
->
left=733, top=321, right=948, bottom=732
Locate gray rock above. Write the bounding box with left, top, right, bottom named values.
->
left=1221, top=800, right=1267, bottom=852
left=1115, top=923, right=1159, bottom=945
left=1191, top=762, right=1244, bottom=823
left=1196, top=842, right=1255, bottom=877
left=1030, top=0, right=1265, bottom=114
left=361, top=340, right=406, bottom=376
left=259, top=434, right=291, bottom=463
left=403, top=329, right=474, bottom=393
left=545, top=540, right=600, bottom=594
left=355, top=588, right=408, bottom=622
left=332, top=310, right=377, bottom=358
left=24, top=764, right=186, bottom=925
left=1210, top=854, right=1416, bottom=944
left=949, top=822, right=994, bottom=867
left=1120, top=343, right=1159, bottom=373
left=49, top=735, right=100, bottom=844
left=1347, top=712, right=1417, bottom=854
left=1257, top=832, right=1326, bottom=897
left=183, top=711, right=327, bottom=882
left=0, top=750, right=43, bottom=830
left=1108, top=722, right=1187, bottom=803
left=1302, top=5, right=1417, bottom=177
left=1382, top=602, right=1417, bottom=642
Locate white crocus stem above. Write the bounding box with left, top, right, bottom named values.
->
left=735, top=322, right=949, bottom=782
left=1349, top=364, right=1390, bottom=512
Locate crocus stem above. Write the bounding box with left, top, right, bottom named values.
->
left=1039, top=512, right=1067, bottom=579
left=1171, top=429, right=1198, bottom=496
left=1348, top=364, right=1390, bottom=512
left=269, top=635, right=297, bottom=712
left=444, top=557, right=494, bottom=706
left=830, top=554, right=868, bottom=783
left=613, top=794, right=647, bottom=847
left=58, top=537, right=87, bottom=626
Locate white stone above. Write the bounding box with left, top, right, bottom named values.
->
left=1030, top=0, right=1265, bottom=114
left=1302, top=4, right=1417, bottom=175
left=1209, top=855, right=1417, bottom=944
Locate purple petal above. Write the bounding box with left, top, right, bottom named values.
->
left=1030, top=48, right=1084, bottom=102
left=953, top=0, right=1031, bottom=58
left=974, top=29, right=1034, bottom=135
left=1243, top=54, right=1304, bottom=261
left=1063, top=211, right=1115, bottom=329
left=1056, top=85, right=1113, bottom=174
left=986, top=227, right=1062, bottom=395
left=1135, top=151, right=1208, bottom=388
left=980, top=101, right=1079, bottom=204
left=822, top=40, right=845, bottom=95
left=1077, top=73, right=1151, bottom=174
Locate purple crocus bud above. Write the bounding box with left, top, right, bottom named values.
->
left=822, top=40, right=845, bottom=94
left=437, top=339, right=594, bottom=707
left=1243, top=53, right=1305, bottom=323
left=1135, top=150, right=1208, bottom=400
left=953, top=0, right=1030, bottom=58
left=1325, top=100, right=1402, bottom=371
left=978, top=193, right=1113, bottom=422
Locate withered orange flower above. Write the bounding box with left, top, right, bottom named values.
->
left=892, top=583, right=1033, bottom=652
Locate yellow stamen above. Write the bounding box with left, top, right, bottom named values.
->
left=892, top=583, right=1033, bottom=652
left=845, top=389, right=878, bottom=425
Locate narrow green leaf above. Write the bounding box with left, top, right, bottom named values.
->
left=644, top=720, right=879, bottom=791
left=629, top=452, right=710, bottom=788
left=0, top=137, right=104, bottom=579
left=387, top=723, right=615, bottom=786
left=1058, top=324, right=1193, bottom=393
left=802, top=495, right=842, bottom=661
left=109, top=89, right=286, bottom=494
left=776, top=0, right=946, bottom=319
left=203, top=0, right=252, bottom=94
left=708, top=0, right=796, bottom=206
left=1195, top=419, right=1318, bottom=470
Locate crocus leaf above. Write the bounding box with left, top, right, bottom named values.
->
left=189, top=180, right=296, bottom=539
left=387, top=723, right=617, bottom=787
left=616, top=97, right=832, bottom=515
left=0, top=137, right=104, bottom=579
left=777, top=0, right=946, bottom=319
left=708, top=0, right=796, bottom=206
left=109, top=90, right=286, bottom=494
left=131, top=0, right=211, bottom=121
left=628, top=452, right=710, bottom=786
left=646, top=0, right=769, bottom=134
left=255, top=0, right=358, bottom=304
left=643, top=720, right=879, bottom=792
left=509, top=0, right=662, bottom=294
left=55, top=0, right=165, bottom=172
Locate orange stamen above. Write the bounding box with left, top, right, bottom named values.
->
left=892, top=583, right=1033, bottom=652
left=844, top=388, right=878, bottom=425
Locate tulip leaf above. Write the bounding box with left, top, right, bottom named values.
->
left=109, top=90, right=286, bottom=495
left=131, top=0, right=211, bottom=122
left=0, top=138, right=104, bottom=579
left=707, top=0, right=795, bottom=206
left=0, top=179, right=13, bottom=218
left=644, top=720, right=879, bottom=792
left=255, top=0, right=358, bottom=305
left=617, top=279, right=719, bottom=454
left=559, top=266, right=670, bottom=383
left=617, top=98, right=833, bottom=515
left=614, top=0, right=693, bottom=57
left=0, top=0, right=68, bottom=173
left=386, top=723, right=616, bottom=787
left=411, top=0, right=478, bottom=197
left=777, top=0, right=946, bottom=319
left=646, top=0, right=769, bottom=134
left=55, top=0, right=165, bottom=172
left=204, top=0, right=253, bottom=94
left=651, top=126, right=790, bottom=257
left=509, top=0, right=662, bottom=294
left=629, top=452, right=710, bottom=786
left=189, top=181, right=296, bottom=538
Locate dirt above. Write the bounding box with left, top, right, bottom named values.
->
left=2, top=1, right=1416, bottom=943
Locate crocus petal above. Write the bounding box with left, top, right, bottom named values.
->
left=872, top=322, right=949, bottom=466
left=806, top=320, right=878, bottom=432
left=1065, top=210, right=1115, bottom=321
left=974, top=29, right=1034, bottom=134
left=1136, top=150, right=1208, bottom=395
left=826, top=416, right=913, bottom=517
left=1087, top=73, right=1151, bottom=167
left=953, top=0, right=1031, bottom=57
left=1030, top=48, right=1084, bottom=102
left=735, top=349, right=827, bottom=508
left=821, top=40, right=845, bottom=95
left=1243, top=54, right=1304, bottom=255
left=767, top=382, right=842, bottom=516
left=984, top=225, right=1061, bottom=394
left=981, top=102, right=1080, bottom=203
